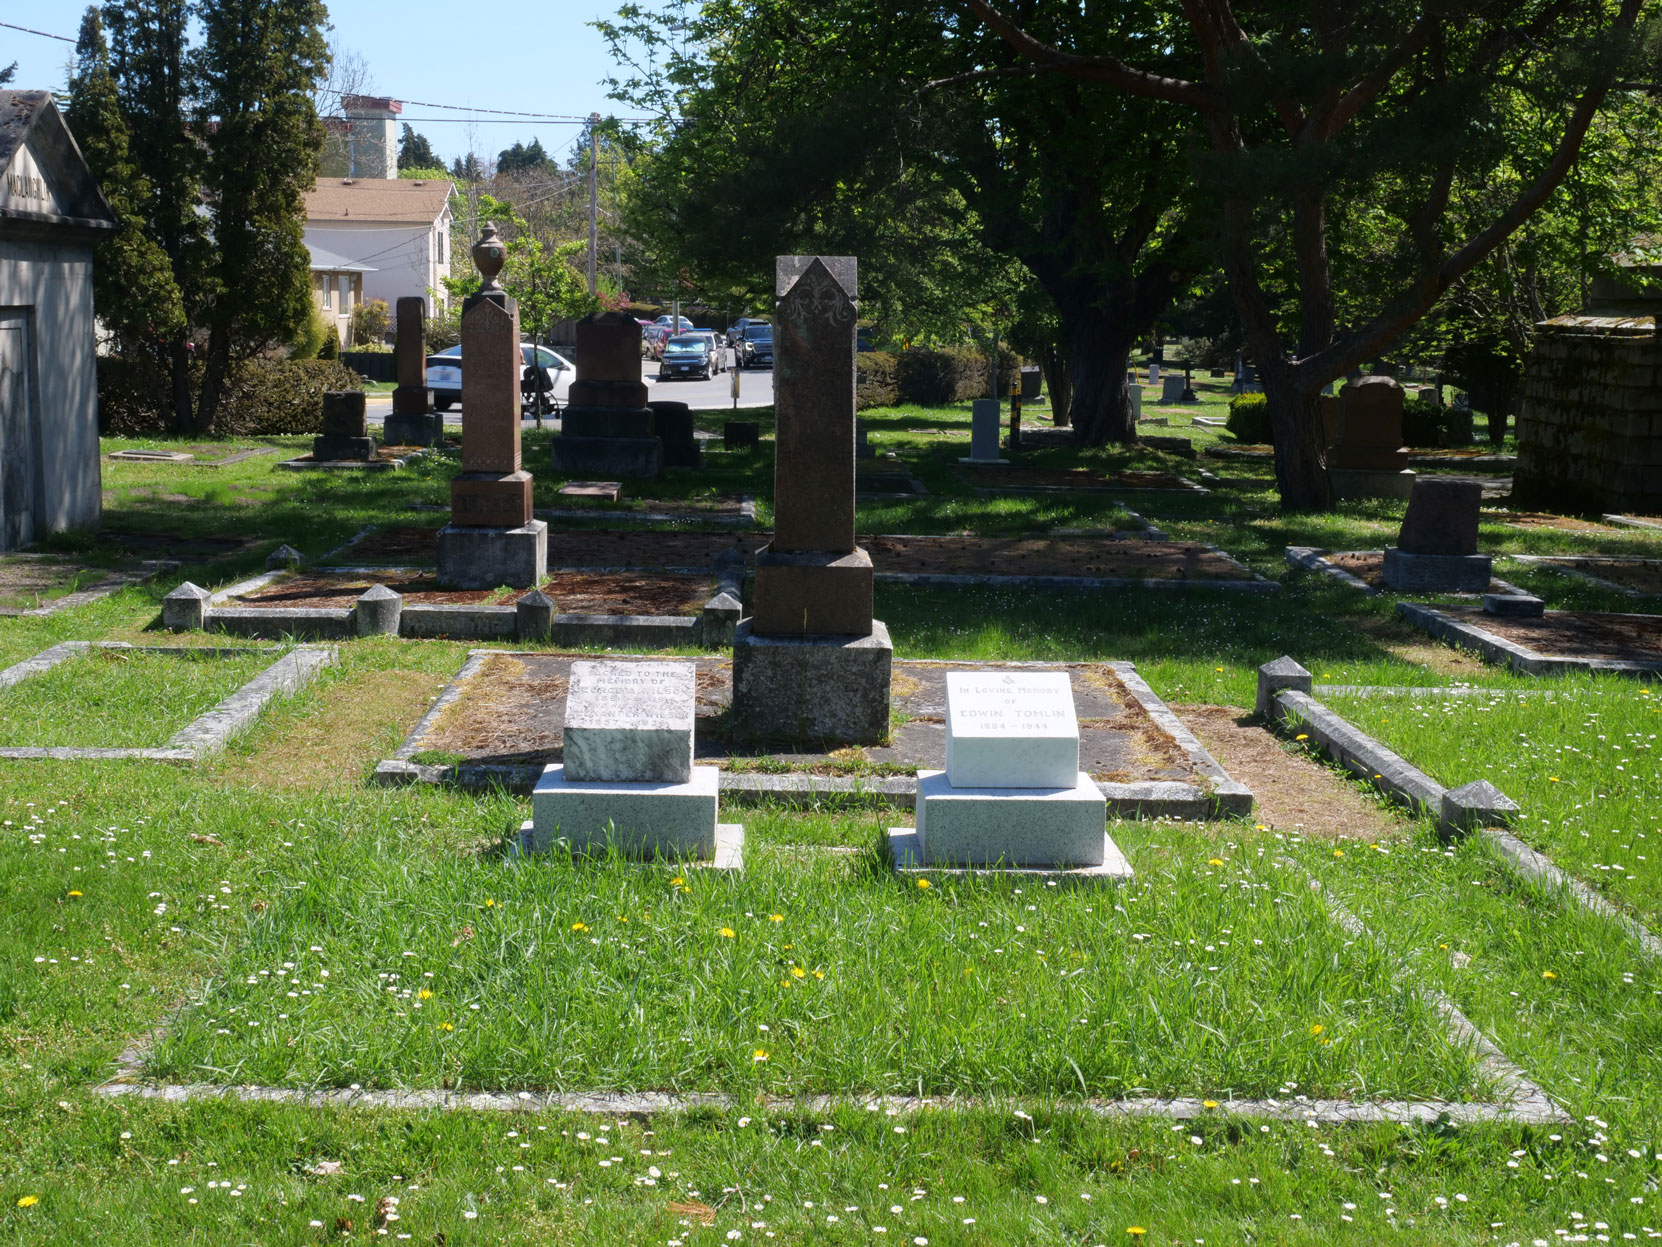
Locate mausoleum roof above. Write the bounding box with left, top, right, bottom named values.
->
left=0, top=90, right=118, bottom=236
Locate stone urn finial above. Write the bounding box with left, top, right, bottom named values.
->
left=472, top=223, right=507, bottom=293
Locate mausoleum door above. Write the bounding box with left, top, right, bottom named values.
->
left=0, top=315, right=39, bottom=551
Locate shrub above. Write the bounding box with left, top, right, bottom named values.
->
left=289, top=300, right=330, bottom=360
left=1226, top=392, right=1271, bottom=443
left=97, top=356, right=361, bottom=436
left=1401, top=393, right=1452, bottom=448
left=856, top=351, right=899, bottom=409
left=317, top=329, right=340, bottom=360
left=351, top=298, right=391, bottom=347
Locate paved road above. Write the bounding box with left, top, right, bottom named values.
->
left=366, top=353, right=773, bottom=427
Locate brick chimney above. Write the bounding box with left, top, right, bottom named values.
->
left=342, top=95, right=402, bottom=180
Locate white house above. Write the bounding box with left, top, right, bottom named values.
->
left=0, top=90, right=116, bottom=551
left=304, top=96, right=453, bottom=329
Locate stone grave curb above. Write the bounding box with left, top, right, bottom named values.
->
left=1286, top=547, right=1526, bottom=600
left=1511, top=553, right=1660, bottom=599
left=0, top=642, right=331, bottom=762
left=276, top=449, right=430, bottom=472
left=1263, top=660, right=1662, bottom=961
left=873, top=571, right=1278, bottom=594
left=1605, top=513, right=1662, bottom=532
left=174, top=559, right=742, bottom=648
left=1395, top=600, right=1662, bottom=678
left=0, top=558, right=177, bottom=619
left=375, top=654, right=1253, bottom=818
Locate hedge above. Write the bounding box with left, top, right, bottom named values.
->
left=98, top=356, right=363, bottom=437
left=855, top=346, right=1018, bottom=410
left=1227, top=388, right=1460, bottom=448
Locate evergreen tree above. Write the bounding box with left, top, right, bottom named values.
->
left=65, top=8, right=184, bottom=358
left=1, top=63, right=15, bottom=86
left=450, top=151, right=484, bottom=182
left=497, top=137, right=550, bottom=176
left=398, top=123, right=437, bottom=170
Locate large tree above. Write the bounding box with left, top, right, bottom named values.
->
left=967, top=0, right=1652, bottom=508
left=398, top=124, right=439, bottom=172
left=600, top=0, right=1204, bottom=444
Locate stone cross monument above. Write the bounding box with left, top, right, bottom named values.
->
left=434, top=224, right=548, bottom=588
left=730, top=256, right=892, bottom=744
left=549, top=310, right=662, bottom=478
left=383, top=296, right=438, bottom=447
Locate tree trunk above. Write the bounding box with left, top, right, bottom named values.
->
left=1062, top=311, right=1135, bottom=447
left=1260, top=365, right=1333, bottom=511
left=196, top=325, right=232, bottom=436
left=1035, top=343, right=1071, bottom=426
left=167, top=330, right=193, bottom=435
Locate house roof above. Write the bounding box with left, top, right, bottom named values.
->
left=0, top=90, right=118, bottom=235
left=305, top=178, right=453, bottom=224
left=306, top=242, right=378, bottom=273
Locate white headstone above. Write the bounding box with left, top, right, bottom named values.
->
left=1161, top=374, right=1186, bottom=403
left=1148, top=364, right=1160, bottom=384
left=1128, top=383, right=1143, bottom=419
left=944, top=670, right=1079, bottom=789
left=563, top=660, right=695, bottom=783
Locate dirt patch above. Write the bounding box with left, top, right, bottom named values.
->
left=1492, top=512, right=1618, bottom=535
left=236, top=570, right=711, bottom=615
left=1533, top=557, right=1662, bottom=595
left=217, top=666, right=439, bottom=791
left=1437, top=604, right=1662, bottom=661
left=959, top=465, right=1200, bottom=492
left=1175, top=704, right=1408, bottom=841
left=1324, top=550, right=1511, bottom=594
left=423, top=654, right=570, bottom=764
left=336, top=526, right=761, bottom=570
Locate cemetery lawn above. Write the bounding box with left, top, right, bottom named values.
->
left=1, top=413, right=1659, bottom=1243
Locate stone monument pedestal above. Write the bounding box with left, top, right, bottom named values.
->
left=313, top=390, right=375, bottom=461
left=1381, top=547, right=1492, bottom=592
left=730, top=618, right=893, bottom=745
left=550, top=313, right=664, bottom=478
left=525, top=763, right=731, bottom=860
left=435, top=519, right=548, bottom=590
left=960, top=397, right=1008, bottom=464
left=1380, top=476, right=1489, bottom=591
left=751, top=547, right=874, bottom=636
left=551, top=421, right=663, bottom=478
left=1331, top=467, right=1416, bottom=500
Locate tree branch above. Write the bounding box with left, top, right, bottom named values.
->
left=919, top=63, right=1044, bottom=94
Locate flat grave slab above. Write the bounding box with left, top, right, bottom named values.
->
left=0, top=553, right=169, bottom=617
left=278, top=445, right=432, bottom=472
left=377, top=653, right=1251, bottom=817
left=1398, top=601, right=1662, bottom=677
left=221, top=569, right=713, bottom=616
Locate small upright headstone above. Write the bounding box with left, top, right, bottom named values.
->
left=649, top=400, right=700, bottom=468
left=962, top=398, right=1007, bottom=464
left=1148, top=363, right=1160, bottom=385
left=312, top=391, right=375, bottom=462
left=1327, top=376, right=1415, bottom=501
left=552, top=312, right=663, bottom=478
left=526, top=660, right=739, bottom=865
left=383, top=297, right=438, bottom=446
left=1128, top=383, right=1143, bottom=420
left=1382, top=477, right=1491, bottom=591
left=888, top=670, right=1127, bottom=879
left=724, top=420, right=759, bottom=451
left=1160, top=374, right=1186, bottom=404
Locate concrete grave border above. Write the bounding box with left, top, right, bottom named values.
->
left=406, top=498, right=761, bottom=529
left=0, top=555, right=175, bottom=618
left=1395, top=600, right=1662, bottom=678
left=1284, top=547, right=1526, bottom=599
left=1604, top=514, right=1662, bottom=532
left=1510, top=553, right=1662, bottom=599
left=276, top=449, right=431, bottom=472
left=0, top=641, right=333, bottom=762
left=374, top=655, right=1254, bottom=819
left=1260, top=658, right=1662, bottom=961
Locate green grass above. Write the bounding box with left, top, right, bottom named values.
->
left=0, top=647, right=276, bottom=747
left=1322, top=678, right=1662, bottom=927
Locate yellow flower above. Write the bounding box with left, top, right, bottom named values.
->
left=753, top=1049, right=768, bottom=1062
left=571, top=921, right=588, bottom=932
left=670, top=876, right=686, bottom=886
left=417, top=989, right=433, bottom=999
left=17, top=1195, right=39, bottom=1208
left=1255, top=824, right=1268, bottom=831
left=1309, top=1023, right=1325, bottom=1036
left=1333, top=849, right=1344, bottom=858
left=485, top=899, right=495, bottom=907
left=719, top=927, right=735, bottom=939
left=1439, top=943, right=1449, bottom=950
left=790, top=966, right=806, bottom=979
left=916, top=879, right=931, bottom=890
left=66, top=890, right=82, bottom=898
left=769, top=913, right=783, bottom=923
left=1542, top=970, right=1557, bottom=980
left=1203, top=1100, right=1219, bottom=1109
left=1207, top=858, right=1224, bottom=866
left=1127, top=1230, right=1147, bottom=1239
left=1214, top=666, right=1223, bottom=672
left=439, top=1022, right=454, bottom=1031
left=813, top=970, right=825, bottom=980
left=1548, top=777, right=1560, bottom=783
left=1295, top=733, right=1310, bottom=742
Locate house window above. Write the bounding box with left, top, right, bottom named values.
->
left=338, top=276, right=351, bottom=311
left=437, top=232, right=446, bottom=265
left=321, top=277, right=333, bottom=310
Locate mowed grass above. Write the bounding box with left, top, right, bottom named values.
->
left=0, top=647, right=277, bottom=747
left=147, top=827, right=1477, bottom=1102
left=1323, top=678, right=1662, bottom=926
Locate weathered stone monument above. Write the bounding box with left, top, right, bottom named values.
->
left=1128, top=382, right=1143, bottom=420
left=1160, top=374, right=1186, bottom=404
left=383, top=296, right=438, bottom=447
left=888, top=670, right=1128, bottom=880
left=1327, top=376, right=1415, bottom=500
left=1381, top=477, right=1491, bottom=592
left=962, top=397, right=1007, bottom=463
left=312, top=391, right=375, bottom=462
left=434, top=224, right=548, bottom=589
left=551, top=311, right=662, bottom=478
left=648, top=399, right=700, bottom=469
left=731, top=256, right=892, bottom=744
left=524, top=660, right=741, bottom=866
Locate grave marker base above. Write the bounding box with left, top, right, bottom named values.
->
left=730, top=619, right=892, bottom=745
left=886, top=827, right=1132, bottom=885
left=434, top=519, right=548, bottom=589
left=527, top=763, right=722, bottom=859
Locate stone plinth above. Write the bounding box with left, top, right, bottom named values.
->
left=314, top=390, right=373, bottom=460
left=564, top=408, right=654, bottom=439
left=312, top=434, right=375, bottom=462
left=551, top=310, right=661, bottom=478
left=563, top=660, right=695, bottom=783
left=945, top=670, right=1078, bottom=789
left=449, top=470, right=533, bottom=528
left=751, top=547, right=874, bottom=636
left=1331, top=468, right=1415, bottom=501
left=550, top=435, right=662, bottom=479
left=1327, top=376, right=1409, bottom=473
left=730, top=618, right=892, bottom=745
left=911, top=769, right=1106, bottom=867
left=651, top=401, right=700, bottom=468
left=961, top=398, right=1008, bottom=464
left=1381, top=547, right=1492, bottom=592
left=528, top=763, right=719, bottom=858
left=1397, top=477, right=1482, bottom=555
left=725, top=421, right=759, bottom=450
left=1483, top=592, right=1545, bottom=617
left=435, top=519, right=547, bottom=589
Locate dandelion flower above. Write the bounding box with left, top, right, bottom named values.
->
left=1295, top=733, right=1310, bottom=742
left=17, top=1196, right=39, bottom=1208
left=439, top=1022, right=454, bottom=1031
left=753, top=1049, right=768, bottom=1062
left=790, top=966, right=806, bottom=979
left=1207, top=858, right=1224, bottom=867
left=1309, top=1023, right=1325, bottom=1036
left=1543, top=970, right=1557, bottom=980
left=66, top=890, right=82, bottom=898
left=1333, top=849, right=1344, bottom=858
left=769, top=913, right=783, bottom=923
left=485, top=899, right=495, bottom=907
left=720, top=927, right=735, bottom=939
left=571, top=922, right=588, bottom=932
left=417, top=989, right=433, bottom=999
left=813, top=970, right=825, bottom=980
left=670, top=876, right=686, bottom=886
left=1203, top=1100, right=1219, bottom=1109
left=916, top=879, right=931, bottom=890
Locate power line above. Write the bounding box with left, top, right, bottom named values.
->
left=0, top=20, right=74, bottom=43
left=396, top=98, right=652, bottom=122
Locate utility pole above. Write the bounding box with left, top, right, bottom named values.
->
left=587, top=112, right=600, bottom=297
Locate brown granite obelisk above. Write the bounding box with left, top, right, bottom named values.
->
left=549, top=311, right=662, bottom=478
left=384, top=296, right=438, bottom=447
left=730, top=256, right=891, bottom=745
left=434, top=224, right=548, bottom=588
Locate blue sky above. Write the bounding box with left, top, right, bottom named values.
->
left=3, top=0, right=652, bottom=166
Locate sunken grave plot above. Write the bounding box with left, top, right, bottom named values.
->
left=1513, top=556, right=1662, bottom=597
left=1310, top=550, right=1515, bottom=595
left=1397, top=601, right=1662, bottom=677
left=222, top=568, right=714, bottom=617
left=376, top=652, right=1251, bottom=818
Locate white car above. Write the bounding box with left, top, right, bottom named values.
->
left=424, top=343, right=573, bottom=413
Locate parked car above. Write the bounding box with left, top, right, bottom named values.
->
left=736, top=323, right=773, bottom=369
left=658, top=334, right=718, bottom=380
left=642, top=324, right=671, bottom=360
left=691, top=330, right=727, bottom=373
left=425, top=342, right=574, bottom=412
left=654, top=314, right=693, bottom=332
left=725, top=317, right=767, bottom=347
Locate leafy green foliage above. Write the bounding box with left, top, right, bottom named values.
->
left=1225, top=393, right=1270, bottom=444
left=96, top=356, right=360, bottom=435
left=397, top=123, right=438, bottom=171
